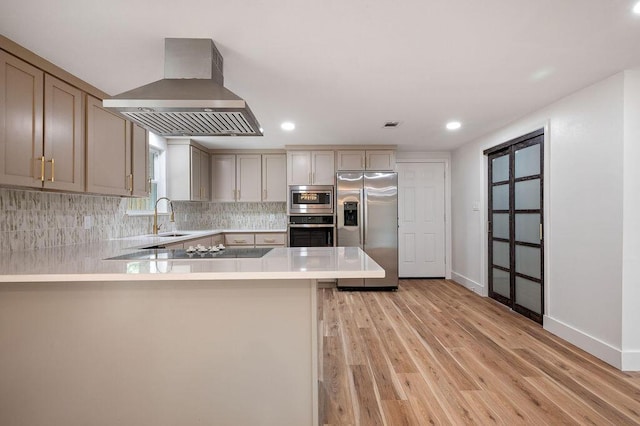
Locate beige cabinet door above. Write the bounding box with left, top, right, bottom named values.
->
left=366, top=150, right=395, bottom=171
left=86, top=95, right=131, bottom=196
left=287, top=151, right=311, bottom=185
left=311, top=151, right=335, bottom=185
left=0, top=51, right=44, bottom=188
left=336, top=150, right=365, bottom=171
left=224, top=233, right=255, bottom=247
left=131, top=123, right=149, bottom=197
left=167, top=144, right=191, bottom=201
left=262, top=154, right=286, bottom=202
left=200, top=150, right=210, bottom=201
left=211, top=154, right=236, bottom=202
left=43, top=75, right=84, bottom=192
left=236, top=154, right=261, bottom=201
left=190, top=146, right=202, bottom=201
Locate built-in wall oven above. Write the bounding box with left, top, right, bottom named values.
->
left=287, top=185, right=335, bottom=247
left=288, top=215, right=335, bottom=247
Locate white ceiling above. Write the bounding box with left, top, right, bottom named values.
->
left=2, top=0, right=640, bottom=151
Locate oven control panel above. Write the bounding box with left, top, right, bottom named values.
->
left=288, top=215, right=335, bottom=225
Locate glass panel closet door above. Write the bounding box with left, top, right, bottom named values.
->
left=513, top=141, right=544, bottom=322
left=485, top=129, right=544, bottom=324
left=488, top=151, right=512, bottom=306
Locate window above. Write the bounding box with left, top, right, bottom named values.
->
left=127, top=133, right=167, bottom=214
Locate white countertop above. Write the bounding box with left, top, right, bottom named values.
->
left=0, top=230, right=384, bottom=283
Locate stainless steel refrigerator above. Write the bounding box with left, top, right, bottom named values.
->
left=336, top=171, right=398, bottom=289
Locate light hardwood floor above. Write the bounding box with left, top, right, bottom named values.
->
left=318, top=279, right=640, bottom=425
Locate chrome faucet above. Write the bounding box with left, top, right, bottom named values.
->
left=153, top=197, right=175, bottom=234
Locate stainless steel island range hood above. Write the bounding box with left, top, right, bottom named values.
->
left=103, top=38, right=262, bottom=137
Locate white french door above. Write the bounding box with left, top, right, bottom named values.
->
left=398, top=162, right=446, bottom=277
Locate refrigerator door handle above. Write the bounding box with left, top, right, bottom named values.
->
left=361, top=187, right=366, bottom=246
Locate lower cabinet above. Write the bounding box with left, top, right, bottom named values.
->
left=153, top=232, right=285, bottom=249
left=225, top=232, right=286, bottom=248
left=255, top=233, right=286, bottom=248
left=224, top=233, right=255, bottom=247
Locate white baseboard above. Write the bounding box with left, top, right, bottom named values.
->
left=451, top=271, right=485, bottom=296
left=622, top=351, right=640, bottom=371
left=544, top=315, right=624, bottom=370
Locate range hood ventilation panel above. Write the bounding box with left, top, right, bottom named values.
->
left=103, top=38, right=262, bottom=137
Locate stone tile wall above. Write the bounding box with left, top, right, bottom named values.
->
left=0, top=188, right=286, bottom=253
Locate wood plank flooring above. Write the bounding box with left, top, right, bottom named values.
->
left=318, top=279, right=640, bottom=425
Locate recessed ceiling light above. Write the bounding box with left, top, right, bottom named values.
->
left=634, top=1, right=640, bottom=14
left=281, top=122, right=295, bottom=131
left=446, top=121, right=462, bottom=130
left=259, top=127, right=264, bottom=133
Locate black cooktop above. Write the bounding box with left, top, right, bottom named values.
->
left=106, top=247, right=273, bottom=261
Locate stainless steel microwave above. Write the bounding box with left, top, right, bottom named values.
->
left=288, top=185, right=334, bottom=215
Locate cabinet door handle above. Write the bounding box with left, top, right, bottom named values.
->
left=361, top=157, right=365, bottom=169
left=47, top=158, right=55, bottom=182
left=234, top=239, right=246, bottom=243
left=147, top=178, right=152, bottom=194
left=312, top=172, right=316, bottom=183
left=263, top=189, right=267, bottom=200
left=38, top=156, right=45, bottom=182
left=309, top=172, right=312, bottom=184
left=264, top=238, right=275, bottom=243
left=127, top=174, right=133, bottom=192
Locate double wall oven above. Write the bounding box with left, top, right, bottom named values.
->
left=287, top=185, right=335, bottom=247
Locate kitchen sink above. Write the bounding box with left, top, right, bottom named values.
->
left=156, top=232, right=188, bottom=237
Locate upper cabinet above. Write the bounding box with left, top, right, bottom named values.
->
left=211, top=153, right=286, bottom=202
left=190, top=146, right=210, bottom=201
left=261, top=154, right=286, bottom=202
left=167, top=142, right=210, bottom=201
left=131, top=123, right=149, bottom=197
left=0, top=51, right=84, bottom=191
left=86, top=95, right=132, bottom=196
left=287, top=150, right=334, bottom=185
left=211, top=154, right=262, bottom=202
left=336, top=150, right=395, bottom=171
left=211, top=154, right=236, bottom=202
left=236, top=154, right=262, bottom=202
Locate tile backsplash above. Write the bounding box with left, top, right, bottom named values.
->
left=0, top=188, right=287, bottom=253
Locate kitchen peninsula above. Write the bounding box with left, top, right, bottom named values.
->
left=0, top=234, right=384, bottom=426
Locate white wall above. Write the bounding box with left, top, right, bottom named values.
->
left=622, top=70, right=640, bottom=369
left=452, top=71, right=632, bottom=368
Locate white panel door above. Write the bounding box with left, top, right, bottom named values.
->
left=398, top=162, right=446, bottom=277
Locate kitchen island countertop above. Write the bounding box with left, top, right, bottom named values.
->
left=0, top=231, right=383, bottom=282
